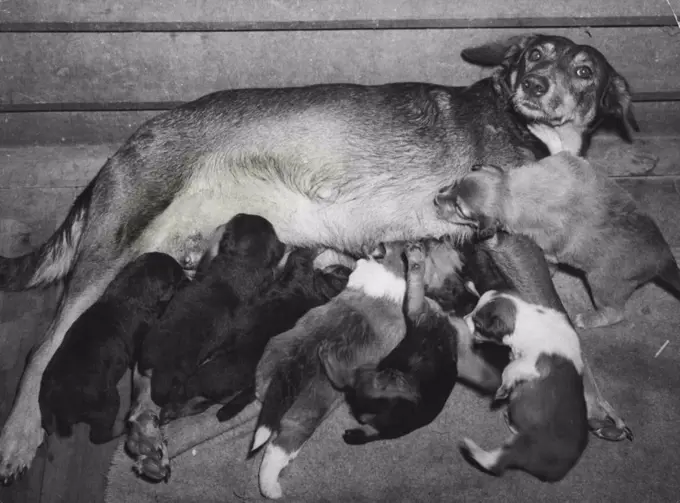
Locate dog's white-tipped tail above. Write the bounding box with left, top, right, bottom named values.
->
left=251, top=426, right=273, bottom=453
left=259, top=443, right=294, bottom=499
left=460, top=437, right=502, bottom=472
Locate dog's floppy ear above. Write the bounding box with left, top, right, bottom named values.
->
left=600, top=73, right=640, bottom=142
left=461, top=34, right=538, bottom=67
left=473, top=299, right=516, bottom=343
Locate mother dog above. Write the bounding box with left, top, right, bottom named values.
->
left=0, top=34, right=636, bottom=482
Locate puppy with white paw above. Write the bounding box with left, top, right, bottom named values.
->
left=251, top=242, right=408, bottom=499
left=460, top=290, right=589, bottom=482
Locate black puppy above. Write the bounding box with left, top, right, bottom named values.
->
left=39, top=253, right=185, bottom=444
left=159, top=247, right=351, bottom=423
left=139, top=214, right=286, bottom=414
left=336, top=243, right=459, bottom=444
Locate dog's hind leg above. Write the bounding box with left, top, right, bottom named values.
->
left=258, top=382, right=341, bottom=500
left=581, top=358, right=633, bottom=442
left=126, top=366, right=171, bottom=482
left=0, top=247, right=128, bottom=484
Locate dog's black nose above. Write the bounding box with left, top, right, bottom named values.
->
left=521, top=75, right=549, bottom=97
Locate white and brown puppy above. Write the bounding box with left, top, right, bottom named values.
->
left=460, top=290, right=588, bottom=482
left=251, top=242, right=408, bottom=499
left=434, top=131, right=680, bottom=328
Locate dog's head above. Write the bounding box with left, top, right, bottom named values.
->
left=434, top=165, right=505, bottom=238
left=462, top=34, right=638, bottom=141
left=217, top=213, right=286, bottom=269
left=464, top=290, right=518, bottom=346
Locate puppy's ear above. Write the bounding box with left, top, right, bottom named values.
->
left=600, top=73, right=640, bottom=142
left=461, top=34, right=538, bottom=67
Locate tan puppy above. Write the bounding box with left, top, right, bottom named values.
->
left=434, top=129, right=680, bottom=328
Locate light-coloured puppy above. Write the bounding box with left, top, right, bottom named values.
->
left=435, top=126, right=680, bottom=328
left=460, top=290, right=588, bottom=482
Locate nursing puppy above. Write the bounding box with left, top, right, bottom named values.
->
left=129, top=214, right=285, bottom=481
left=336, top=243, right=459, bottom=444
left=435, top=130, right=680, bottom=328
left=251, top=242, right=408, bottom=499
left=139, top=213, right=286, bottom=400
left=460, top=290, right=589, bottom=482
left=39, top=253, right=185, bottom=445
left=157, top=248, right=352, bottom=423
left=458, top=231, right=631, bottom=441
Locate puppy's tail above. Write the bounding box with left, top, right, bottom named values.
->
left=0, top=179, right=94, bottom=291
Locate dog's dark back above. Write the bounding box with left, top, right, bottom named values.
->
left=462, top=232, right=566, bottom=313
left=39, top=252, right=185, bottom=443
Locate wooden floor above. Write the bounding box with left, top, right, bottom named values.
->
left=1, top=136, right=680, bottom=503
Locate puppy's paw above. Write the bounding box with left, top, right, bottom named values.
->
left=343, top=428, right=371, bottom=445
left=126, top=411, right=171, bottom=482
left=575, top=307, right=624, bottom=329
left=494, top=384, right=511, bottom=402
left=405, top=242, right=425, bottom=266
left=588, top=417, right=634, bottom=442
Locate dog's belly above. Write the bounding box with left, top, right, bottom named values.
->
left=135, top=159, right=470, bottom=256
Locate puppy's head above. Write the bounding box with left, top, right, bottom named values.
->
left=464, top=290, right=517, bottom=346
left=347, top=242, right=407, bottom=303
left=434, top=165, right=505, bottom=237
left=463, top=34, right=638, bottom=141
left=217, top=213, right=286, bottom=269
left=103, top=252, right=186, bottom=307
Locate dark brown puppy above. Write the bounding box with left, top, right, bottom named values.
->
left=252, top=242, right=408, bottom=499
left=129, top=213, right=285, bottom=482
left=39, top=253, right=185, bottom=445
left=0, top=33, right=637, bottom=483
left=334, top=243, right=459, bottom=445
left=156, top=248, right=351, bottom=424
left=435, top=124, right=680, bottom=328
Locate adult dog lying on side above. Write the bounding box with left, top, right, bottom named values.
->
left=0, top=33, right=637, bottom=482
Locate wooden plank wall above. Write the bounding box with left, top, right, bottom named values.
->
left=0, top=1, right=679, bottom=502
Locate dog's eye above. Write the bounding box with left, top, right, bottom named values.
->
left=528, top=49, right=542, bottom=62
left=575, top=66, right=593, bottom=79
left=454, top=198, right=473, bottom=220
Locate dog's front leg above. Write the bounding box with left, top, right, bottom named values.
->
left=496, top=358, right=540, bottom=401
left=126, top=365, right=171, bottom=482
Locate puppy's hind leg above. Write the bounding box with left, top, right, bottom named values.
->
left=405, top=242, right=427, bottom=318
left=126, top=366, right=171, bottom=482
left=259, top=381, right=341, bottom=500
left=0, top=246, right=129, bottom=484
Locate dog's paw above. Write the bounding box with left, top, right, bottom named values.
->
left=575, top=308, right=624, bottom=329
left=405, top=242, right=425, bottom=266
left=126, top=411, right=171, bottom=482
left=343, top=428, right=371, bottom=445
left=589, top=416, right=634, bottom=442
left=494, top=386, right=509, bottom=402
left=0, top=409, right=44, bottom=485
